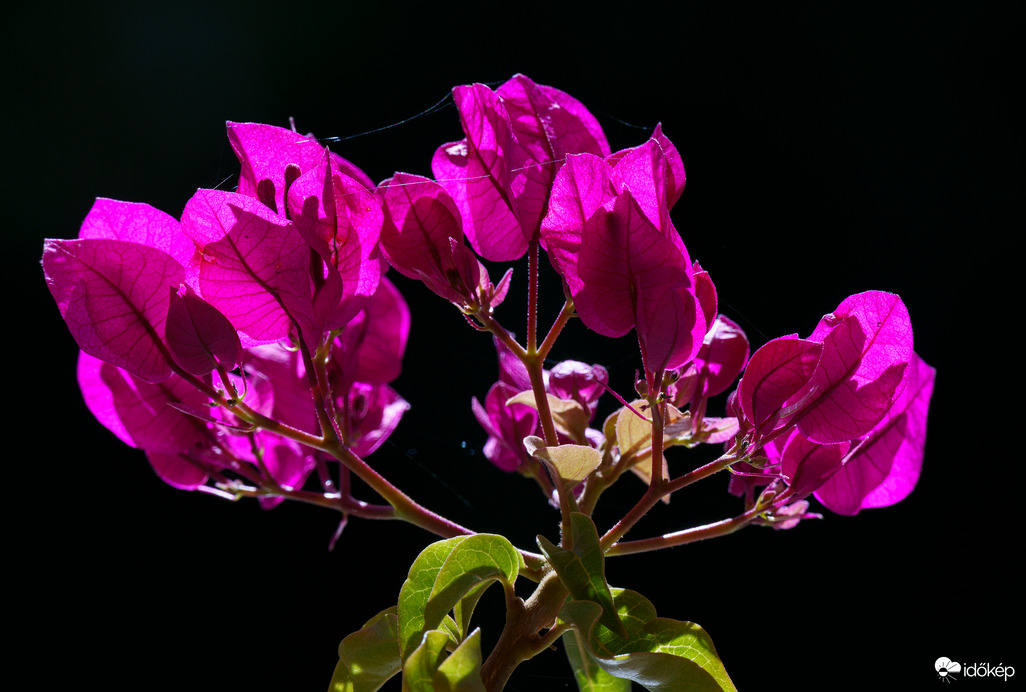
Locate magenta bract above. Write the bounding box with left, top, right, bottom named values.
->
left=227, top=121, right=374, bottom=217
left=549, top=361, right=608, bottom=420
left=78, top=351, right=215, bottom=488
left=43, top=237, right=185, bottom=383
left=288, top=158, right=383, bottom=333
left=738, top=334, right=823, bottom=432
left=43, top=198, right=208, bottom=382
left=165, top=285, right=242, bottom=377
left=78, top=198, right=197, bottom=270
left=692, top=315, right=750, bottom=400
left=432, top=74, right=610, bottom=261
left=343, top=383, right=410, bottom=458
left=472, top=381, right=539, bottom=472
left=606, top=124, right=686, bottom=210
left=182, top=189, right=318, bottom=346
left=815, top=351, right=935, bottom=514
left=779, top=429, right=850, bottom=503
left=693, top=263, right=718, bottom=331
left=377, top=172, right=482, bottom=304
left=541, top=140, right=706, bottom=374
left=792, top=291, right=913, bottom=444
left=332, top=277, right=410, bottom=390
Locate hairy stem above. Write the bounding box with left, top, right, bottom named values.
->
left=167, top=361, right=555, bottom=569
left=600, top=450, right=743, bottom=551
left=599, top=392, right=666, bottom=550
left=480, top=571, right=569, bottom=691
left=527, top=238, right=539, bottom=353
left=536, top=299, right=574, bottom=361
left=606, top=503, right=765, bottom=556
left=223, top=482, right=396, bottom=518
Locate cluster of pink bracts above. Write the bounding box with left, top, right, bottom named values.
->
left=43, top=74, right=933, bottom=519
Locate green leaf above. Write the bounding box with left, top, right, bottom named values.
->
left=435, top=629, right=488, bottom=692
left=452, top=582, right=489, bottom=641
left=437, top=615, right=463, bottom=649
left=398, top=536, right=469, bottom=662
left=537, top=513, right=627, bottom=639
left=328, top=606, right=401, bottom=692
left=398, top=534, right=521, bottom=664
left=563, top=629, right=632, bottom=692
left=403, top=630, right=451, bottom=692
left=402, top=628, right=487, bottom=692
left=559, top=590, right=738, bottom=692
left=426, top=534, right=521, bottom=628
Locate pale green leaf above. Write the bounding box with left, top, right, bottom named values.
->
left=437, top=615, right=462, bottom=649
left=425, top=534, right=521, bottom=635
left=329, top=606, right=401, bottom=692
left=614, top=401, right=686, bottom=501
left=524, top=436, right=603, bottom=483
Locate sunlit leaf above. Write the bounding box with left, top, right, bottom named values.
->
left=537, top=513, right=626, bottom=639
left=524, top=436, right=602, bottom=483
left=329, top=606, right=401, bottom=692
left=398, top=535, right=521, bottom=664
left=560, top=589, right=738, bottom=692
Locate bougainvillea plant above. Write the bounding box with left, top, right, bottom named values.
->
left=42, top=74, right=935, bottom=691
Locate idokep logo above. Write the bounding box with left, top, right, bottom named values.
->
left=936, top=657, right=1016, bottom=683
left=936, top=658, right=961, bottom=683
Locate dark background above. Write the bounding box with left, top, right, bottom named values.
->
left=8, top=1, right=1020, bottom=690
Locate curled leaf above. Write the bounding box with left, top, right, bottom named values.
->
left=524, top=436, right=602, bottom=483
left=397, top=535, right=521, bottom=664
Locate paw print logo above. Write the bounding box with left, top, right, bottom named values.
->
left=936, top=657, right=961, bottom=683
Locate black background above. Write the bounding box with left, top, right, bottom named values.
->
left=8, top=1, right=1021, bottom=690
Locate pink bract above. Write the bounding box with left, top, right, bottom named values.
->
left=541, top=137, right=707, bottom=374
left=432, top=74, right=610, bottom=262
left=77, top=351, right=215, bottom=489
left=377, top=172, right=482, bottom=304
left=182, top=189, right=317, bottom=346
left=343, top=383, right=410, bottom=458
left=227, top=121, right=374, bottom=217
left=792, top=291, right=913, bottom=444
left=815, top=352, right=935, bottom=514
left=472, top=381, right=539, bottom=472
left=43, top=237, right=185, bottom=383
left=78, top=197, right=196, bottom=271
left=738, top=334, right=823, bottom=432
left=332, top=277, right=410, bottom=390
left=165, top=285, right=242, bottom=377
